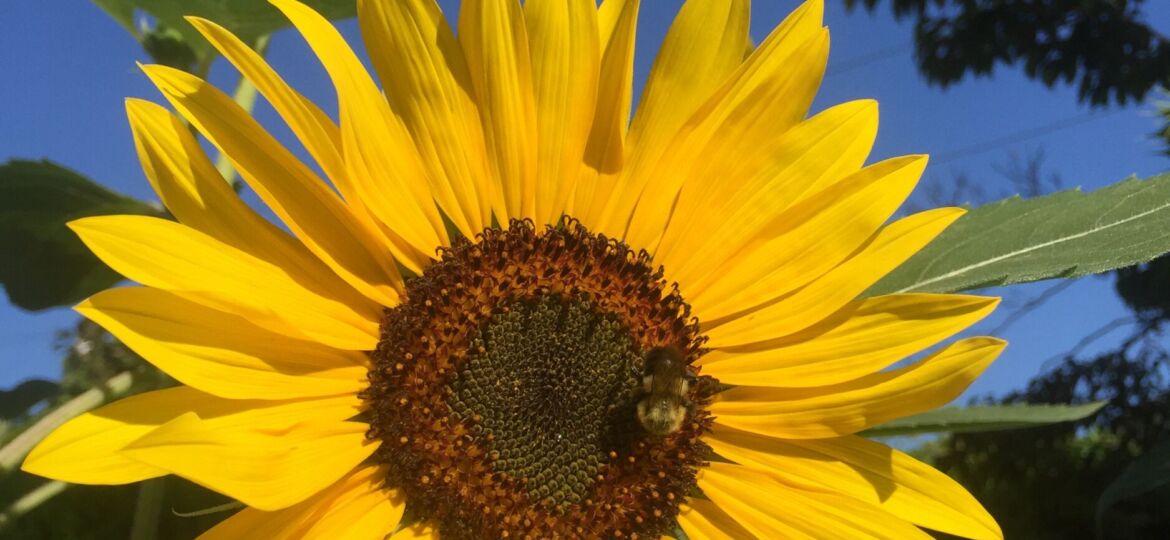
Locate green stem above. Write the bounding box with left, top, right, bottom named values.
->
left=213, top=34, right=270, bottom=189
left=0, top=481, right=68, bottom=531
left=0, top=371, right=134, bottom=473
left=129, top=478, right=167, bottom=540
left=172, top=501, right=243, bottom=518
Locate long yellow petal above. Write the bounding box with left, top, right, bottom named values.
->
left=270, top=0, right=447, bottom=272
left=703, top=207, right=965, bottom=347
left=595, top=0, right=751, bottom=236
left=200, top=465, right=404, bottom=540
left=677, top=497, right=756, bottom=540
left=708, top=337, right=1006, bottom=439
left=124, top=100, right=381, bottom=319
left=187, top=15, right=416, bottom=269
left=700, top=294, right=999, bottom=387
left=707, top=428, right=1002, bottom=539
left=78, top=287, right=367, bottom=400
left=358, top=0, right=492, bottom=235
left=121, top=411, right=373, bottom=511
left=69, top=215, right=378, bottom=350
left=139, top=64, right=403, bottom=303
left=184, top=18, right=343, bottom=199
left=21, top=394, right=175, bottom=486
left=657, top=100, right=877, bottom=285
left=624, top=3, right=829, bottom=249
left=22, top=387, right=359, bottom=485
left=692, top=155, right=927, bottom=321
left=572, top=0, right=639, bottom=225
left=460, top=0, right=538, bottom=222
left=699, top=462, right=931, bottom=539
left=526, top=0, right=600, bottom=225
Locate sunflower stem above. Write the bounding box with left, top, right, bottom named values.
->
left=129, top=478, right=167, bottom=540
left=0, top=371, right=134, bottom=473
left=212, top=34, right=269, bottom=190
left=0, top=481, right=68, bottom=531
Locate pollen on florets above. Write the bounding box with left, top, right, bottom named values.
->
left=362, top=218, right=715, bottom=539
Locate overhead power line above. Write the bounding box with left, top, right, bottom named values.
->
left=825, top=43, right=911, bottom=77
left=932, top=109, right=1127, bottom=166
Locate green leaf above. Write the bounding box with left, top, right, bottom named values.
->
left=1096, top=440, right=1170, bottom=534
left=89, top=0, right=357, bottom=67
left=0, top=160, right=158, bottom=311
left=863, top=402, right=1107, bottom=437
left=867, top=173, right=1170, bottom=295
left=141, top=24, right=200, bottom=72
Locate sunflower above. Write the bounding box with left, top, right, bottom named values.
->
left=23, top=0, right=1006, bottom=538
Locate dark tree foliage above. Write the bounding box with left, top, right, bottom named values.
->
left=0, top=321, right=190, bottom=536
left=926, top=270, right=1170, bottom=539
left=1116, top=255, right=1170, bottom=322
left=1158, top=98, right=1170, bottom=156
left=844, top=0, right=1170, bottom=106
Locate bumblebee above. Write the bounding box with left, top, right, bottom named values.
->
left=636, top=346, right=692, bottom=436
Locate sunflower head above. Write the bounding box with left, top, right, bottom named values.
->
left=364, top=218, right=716, bottom=537
left=20, top=0, right=1006, bottom=539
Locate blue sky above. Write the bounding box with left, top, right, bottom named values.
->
left=2, top=0, right=1169, bottom=401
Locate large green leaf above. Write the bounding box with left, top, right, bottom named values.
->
left=0, top=380, right=59, bottom=421
left=0, top=160, right=158, bottom=311
left=90, top=0, right=357, bottom=68
left=863, top=402, right=1106, bottom=437
left=1096, top=440, right=1170, bottom=534
left=868, top=173, right=1170, bottom=295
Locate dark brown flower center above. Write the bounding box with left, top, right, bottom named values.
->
left=362, top=219, right=714, bottom=539
left=451, top=296, right=643, bottom=507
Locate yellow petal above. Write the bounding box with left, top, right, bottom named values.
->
left=526, top=0, right=600, bottom=225
left=270, top=0, right=448, bottom=272
left=78, top=287, right=367, bottom=400
left=200, top=466, right=405, bottom=540
left=677, top=497, right=756, bottom=540
left=22, top=387, right=359, bottom=485
left=139, top=64, right=403, bottom=304
left=21, top=392, right=176, bottom=486
left=624, top=4, right=829, bottom=249
left=692, top=155, right=927, bottom=321
left=708, top=337, right=1006, bottom=439
left=358, top=0, right=492, bottom=236
left=707, top=428, right=1002, bottom=539
left=122, top=410, right=373, bottom=511
left=124, top=99, right=380, bottom=320
left=657, top=100, right=877, bottom=285
left=703, top=207, right=965, bottom=346
left=699, top=461, right=931, bottom=539
left=187, top=15, right=415, bottom=272
left=595, top=0, right=751, bottom=236
left=69, top=215, right=378, bottom=350
left=700, top=294, right=999, bottom=387
left=460, top=0, right=538, bottom=222
left=572, top=0, right=639, bottom=225
left=183, top=17, right=344, bottom=201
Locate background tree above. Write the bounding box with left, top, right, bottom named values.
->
left=838, top=5, right=1170, bottom=535
left=915, top=146, right=1170, bottom=540
left=845, top=0, right=1170, bottom=106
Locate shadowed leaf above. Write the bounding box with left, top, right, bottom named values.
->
left=0, top=160, right=158, bottom=311
left=0, top=380, right=59, bottom=421
left=1096, top=439, right=1170, bottom=536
